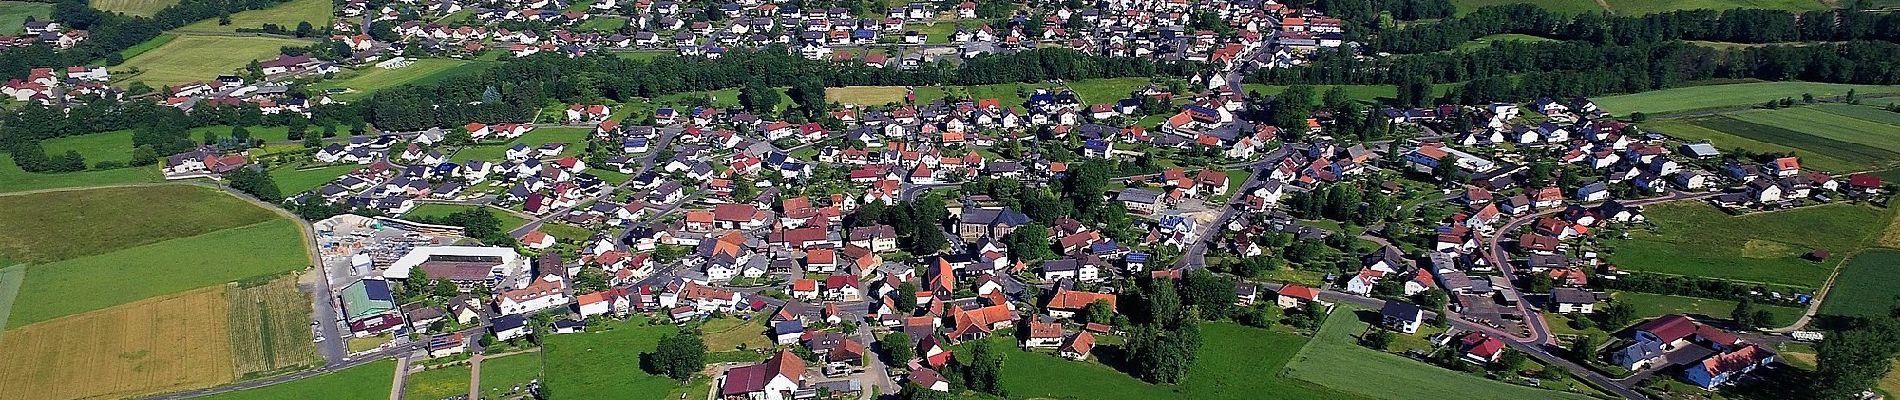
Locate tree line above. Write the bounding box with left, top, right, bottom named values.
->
left=1372, top=5, right=1900, bottom=54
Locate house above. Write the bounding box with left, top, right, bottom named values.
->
left=1459, top=332, right=1505, bottom=364
left=1045, top=288, right=1115, bottom=320
left=427, top=332, right=467, bottom=357
left=1379, top=301, right=1424, bottom=334
left=498, top=274, right=570, bottom=315
left=909, top=368, right=951, bottom=392
left=1116, top=189, right=1165, bottom=214
left=491, top=314, right=530, bottom=341
left=720, top=350, right=806, bottom=400
left=1611, top=340, right=1666, bottom=371
left=1023, top=320, right=1064, bottom=348
left=774, top=320, right=805, bottom=345
left=1682, top=345, right=1776, bottom=389
left=1550, top=288, right=1597, bottom=314
left=1276, top=284, right=1319, bottom=309
left=1058, top=331, right=1095, bottom=360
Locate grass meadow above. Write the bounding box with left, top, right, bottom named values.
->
left=1818, top=249, right=1900, bottom=319
left=88, top=0, right=177, bottom=16
left=174, top=0, right=331, bottom=33
left=313, top=58, right=499, bottom=101
left=1605, top=202, right=1889, bottom=289
left=8, top=219, right=308, bottom=327
left=449, top=127, right=591, bottom=163
left=403, top=363, right=472, bottom=400
left=479, top=351, right=544, bottom=397
left=1592, top=82, right=1900, bottom=115
left=0, top=185, right=279, bottom=263
left=270, top=163, right=360, bottom=195
left=541, top=316, right=709, bottom=400
left=198, top=360, right=395, bottom=400
left=1284, top=311, right=1597, bottom=400
left=113, top=35, right=314, bottom=86
left=944, top=322, right=1352, bottom=400
left=1612, top=291, right=1805, bottom=327
left=0, top=286, right=235, bottom=400
left=41, top=129, right=134, bottom=164
left=0, top=154, right=158, bottom=193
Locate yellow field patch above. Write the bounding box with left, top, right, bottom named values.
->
left=88, top=0, right=178, bottom=16
left=0, top=286, right=236, bottom=400
left=113, top=35, right=314, bottom=86
left=227, top=276, right=321, bottom=377
left=1739, top=239, right=1798, bottom=259
left=826, top=86, right=911, bottom=106
left=1878, top=216, right=1900, bottom=248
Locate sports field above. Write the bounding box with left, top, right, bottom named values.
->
left=270, top=163, right=360, bottom=194
left=227, top=276, right=321, bottom=377
left=199, top=360, right=395, bottom=400
left=0, top=185, right=280, bottom=263
left=541, top=316, right=709, bottom=400
left=1283, top=311, right=1595, bottom=400
left=113, top=35, right=314, bottom=86
left=312, top=58, right=498, bottom=100
left=41, top=130, right=134, bottom=164
left=1819, top=249, right=1900, bottom=319
left=1606, top=202, right=1889, bottom=289
left=0, top=286, right=235, bottom=400
left=0, top=1, right=52, bottom=35
left=175, top=0, right=331, bottom=33
left=88, top=0, right=177, bottom=16
left=9, top=218, right=308, bottom=327
left=1592, top=82, right=1900, bottom=115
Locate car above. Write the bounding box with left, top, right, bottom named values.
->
left=313, top=335, right=326, bottom=343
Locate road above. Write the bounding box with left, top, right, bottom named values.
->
left=142, top=342, right=426, bottom=400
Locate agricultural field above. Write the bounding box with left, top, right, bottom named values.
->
left=89, top=0, right=178, bottom=16
left=1654, top=109, right=1900, bottom=173
left=1605, top=201, right=1890, bottom=289
left=1592, top=82, right=1900, bottom=115
left=174, top=0, right=331, bottom=33
left=226, top=275, right=321, bottom=377
left=41, top=130, right=134, bottom=165
left=1818, top=249, right=1900, bottom=319
left=1611, top=291, right=1804, bottom=327
left=404, top=364, right=472, bottom=400
left=9, top=218, right=307, bottom=327
left=0, top=286, right=235, bottom=400
left=541, top=316, right=709, bottom=400
left=479, top=351, right=544, bottom=397
left=0, top=1, right=52, bottom=35
left=312, top=59, right=499, bottom=101
left=113, top=35, right=315, bottom=86
left=450, top=127, right=591, bottom=163
left=1725, top=106, right=1900, bottom=153
left=1642, top=119, right=1866, bottom=173
left=198, top=360, right=395, bottom=400
left=270, top=163, right=360, bottom=194
left=0, top=185, right=279, bottom=263
left=1284, top=311, right=1596, bottom=400
left=0, top=154, right=159, bottom=193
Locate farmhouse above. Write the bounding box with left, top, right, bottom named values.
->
left=720, top=350, right=807, bottom=400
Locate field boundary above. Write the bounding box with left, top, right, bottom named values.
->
left=0, top=264, right=22, bottom=340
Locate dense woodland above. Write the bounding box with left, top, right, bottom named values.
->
left=0, top=0, right=296, bottom=80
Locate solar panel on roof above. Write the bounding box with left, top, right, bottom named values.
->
left=364, top=279, right=393, bottom=301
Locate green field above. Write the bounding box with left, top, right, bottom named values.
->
left=577, top=16, right=627, bottom=31
left=955, top=322, right=1352, bottom=399
left=0, top=185, right=279, bottom=263
left=0, top=154, right=159, bottom=193
left=89, top=0, right=177, bottom=16
left=270, top=164, right=359, bottom=194
left=403, top=364, right=471, bottom=400
left=0, top=1, right=52, bottom=35
left=312, top=59, right=498, bottom=100
left=1726, top=106, right=1900, bottom=153
left=1592, top=82, right=1900, bottom=116
left=1454, top=33, right=1556, bottom=51
left=450, top=127, right=591, bottom=163
left=198, top=360, right=395, bottom=400
left=1285, top=310, right=1596, bottom=400
left=1818, top=249, right=1900, bottom=319
left=41, top=130, right=134, bottom=165
left=116, top=33, right=177, bottom=62
left=1642, top=119, right=1867, bottom=173
left=175, top=0, right=331, bottom=33
left=1672, top=112, right=1900, bottom=172
left=541, top=316, right=709, bottom=400
left=478, top=351, right=544, bottom=397
left=538, top=223, right=594, bottom=242
left=1603, top=0, right=1827, bottom=15
left=113, top=35, right=314, bottom=86
left=1612, top=291, right=1805, bottom=328
left=1606, top=202, right=1890, bottom=289
left=8, top=218, right=308, bottom=327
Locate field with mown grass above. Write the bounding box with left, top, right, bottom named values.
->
left=1605, top=201, right=1890, bottom=289
left=479, top=351, right=544, bottom=397
left=312, top=58, right=498, bottom=100
left=270, top=163, right=360, bottom=194
left=0, top=154, right=159, bottom=193
left=404, top=363, right=472, bottom=400
left=1591, top=82, right=1900, bottom=115
left=0, top=185, right=279, bottom=263
left=8, top=218, right=308, bottom=327
left=0, top=1, right=51, bottom=35
left=89, top=0, right=177, bottom=16
left=1611, top=291, right=1804, bottom=327
left=198, top=360, right=395, bottom=400
left=541, top=316, right=710, bottom=400
left=0, top=286, right=235, bottom=400
left=113, top=35, right=314, bottom=86
left=1284, top=310, right=1597, bottom=400
left=41, top=129, right=135, bottom=164
left=174, top=0, right=331, bottom=33
left=1818, top=249, right=1900, bottom=319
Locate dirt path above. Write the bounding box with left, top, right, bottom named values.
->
left=1595, top=0, right=1612, bottom=12
left=467, top=353, right=484, bottom=400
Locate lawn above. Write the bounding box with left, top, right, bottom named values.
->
left=403, top=363, right=471, bottom=400
left=536, top=222, right=595, bottom=242
left=827, top=86, right=912, bottom=106
left=698, top=316, right=770, bottom=352
left=0, top=1, right=52, bottom=35
left=1818, top=249, right=1900, bottom=319
left=271, top=163, right=360, bottom=194
left=406, top=203, right=526, bottom=223
left=1451, top=0, right=1602, bottom=15
left=1454, top=33, right=1556, bottom=52
left=174, top=0, right=331, bottom=33
left=964, top=322, right=1353, bottom=400
left=1284, top=310, right=1597, bottom=400
left=198, top=360, right=395, bottom=400
left=1725, top=106, right=1900, bottom=153
left=312, top=58, right=498, bottom=101
left=541, top=316, right=708, bottom=400
left=1611, top=291, right=1804, bottom=328
left=227, top=275, right=322, bottom=377
left=41, top=129, right=134, bottom=164
left=0, top=154, right=158, bottom=193
left=1065, top=77, right=1153, bottom=104
left=450, top=127, right=592, bottom=163
left=577, top=15, right=627, bottom=31
left=113, top=35, right=314, bottom=86
left=0, top=185, right=280, bottom=263
left=1605, top=202, right=1889, bottom=289
left=1591, top=82, right=1900, bottom=115
left=88, top=0, right=177, bottom=16
left=9, top=219, right=309, bottom=328
left=0, top=286, right=235, bottom=400
left=479, top=351, right=544, bottom=397
left=1641, top=119, right=1867, bottom=173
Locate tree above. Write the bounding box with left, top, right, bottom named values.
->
left=226, top=167, right=283, bottom=202
left=648, top=333, right=706, bottom=381
left=445, top=127, right=472, bottom=145
left=302, top=132, right=322, bottom=148
left=1497, top=349, right=1527, bottom=372
left=129, top=145, right=158, bottom=166
left=1571, top=334, right=1602, bottom=359
left=1432, top=155, right=1464, bottom=184
left=1083, top=299, right=1115, bottom=325
left=295, top=21, right=314, bottom=37
left=1182, top=269, right=1236, bottom=318
left=1812, top=317, right=1900, bottom=399
left=1362, top=329, right=1394, bottom=350
left=960, top=340, right=1006, bottom=395
left=1600, top=302, right=1637, bottom=329
left=1731, top=296, right=1758, bottom=327
left=895, top=281, right=919, bottom=311
left=738, top=80, right=781, bottom=113
left=1002, top=222, right=1054, bottom=262
left=1527, top=273, right=1553, bottom=294
left=880, top=332, right=914, bottom=364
